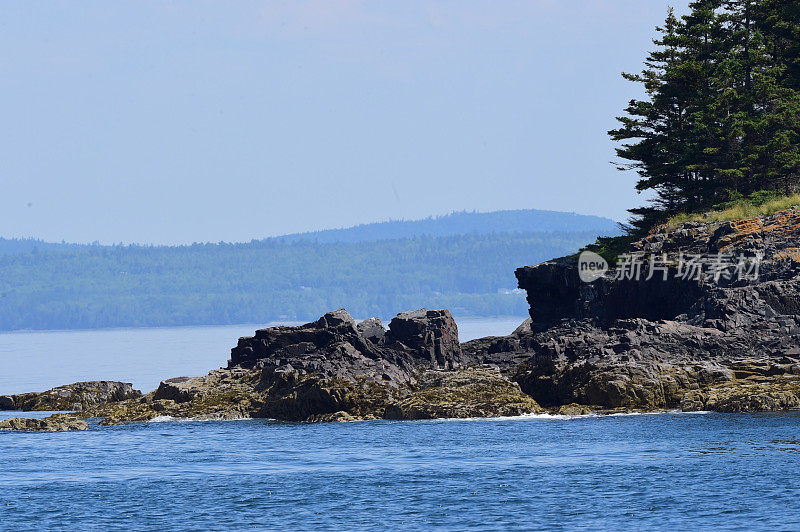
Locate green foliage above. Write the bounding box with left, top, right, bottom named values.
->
left=712, top=188, right=779, bottom=209
left=582, top=235, right=638, bottom=266
left=610, top=1, right=800, bottom=233
left=0, top=231, right=609, bottom=331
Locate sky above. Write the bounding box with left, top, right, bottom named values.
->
left=1, top=1, right=690, bottom=245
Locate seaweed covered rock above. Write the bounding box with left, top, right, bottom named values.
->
left=385, top=369, right=541, bottom=420
left=88, top=365, right=541, bottom=424
left=0, top=381, right=142, bottom=412
left=0, top=414, right=88, bottom=432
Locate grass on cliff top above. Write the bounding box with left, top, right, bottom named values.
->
left=666, top=190, right=800, bottom=228
left=582, top=190, right=800, bottom=266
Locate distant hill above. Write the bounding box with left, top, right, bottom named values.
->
left=0, top=238, right=87, bottom=255
left=0, top=209, right=620, bottom=331
left=276, top=209, right=619, bottom=243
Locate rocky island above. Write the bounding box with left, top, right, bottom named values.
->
left=4, top=208, right=800, bottom=430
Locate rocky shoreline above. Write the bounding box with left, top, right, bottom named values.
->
left=4, top=209, right=800, bottom=431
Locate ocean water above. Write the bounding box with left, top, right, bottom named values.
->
left=2, top=411, right=800, bottom=530
left=0, top=317, right=526, bottom=395
left=3, top=319, right=800, bottom=530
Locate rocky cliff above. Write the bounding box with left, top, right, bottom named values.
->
left=509, top=208, right=800, bottom=412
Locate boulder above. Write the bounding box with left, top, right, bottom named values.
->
left=385, top=309, right=463, bottom=369
left=153, top=377, right=200, bottom=403
left=229, top=308, right=467, bottom=384
left=357, top=317, right=386, bottom=345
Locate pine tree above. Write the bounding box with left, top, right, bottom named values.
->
left=609, top=3, right=725, bottom=232
left=610, top=0, right=800, bottom=233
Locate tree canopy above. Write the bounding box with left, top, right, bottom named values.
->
left=610, top=0, right=800, bottom=233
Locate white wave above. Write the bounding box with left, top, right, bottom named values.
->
left=148, top=415, right=177, bottom=423
left=424, top=409, right=715, bottom=422
left=147, top=414, right=251, bottom=423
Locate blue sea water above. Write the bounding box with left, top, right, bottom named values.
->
left=2, top=411, right=800, bottom=530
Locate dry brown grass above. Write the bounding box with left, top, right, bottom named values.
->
left=666, top=192, right=800, bottom=228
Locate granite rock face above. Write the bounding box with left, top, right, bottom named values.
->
left=508, top=208, right=800, bottom=412
left=0, top=381, right=142, bottom=412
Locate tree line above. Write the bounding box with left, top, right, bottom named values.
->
left=0, top=231, right=606, bottom=331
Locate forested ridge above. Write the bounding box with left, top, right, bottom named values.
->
left=0, top=213, right=617, bottom=331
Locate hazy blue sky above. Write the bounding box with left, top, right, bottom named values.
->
left=1, top=1, right=689, bottom=244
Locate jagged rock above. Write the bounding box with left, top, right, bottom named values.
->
left=63, top=308, right=541, bottom=425
left=385, top=309, right=463, bottom=369
left=85, top=307, right=539, bottom=425
left=357, top=317, right=386, bottom=345
left=0, top=414, right=88, bottom=432
left=229, top=308, right=469, bottom=384
left=0, top=381, right=142, bottom=412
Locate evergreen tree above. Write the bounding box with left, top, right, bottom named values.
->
left=610, top=0, right=800, bottom=233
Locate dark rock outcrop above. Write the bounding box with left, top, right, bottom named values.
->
left=506, top=208, right=800, bottom=412
left=357, top=317, right=386, bottom=345
left=385, top=309, right=463, bottom=369
left=229, top=308, right=468, bottom=384
left=0, top=381, right=142, bottom=412
left=461, top=318, right=537, bottom=374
